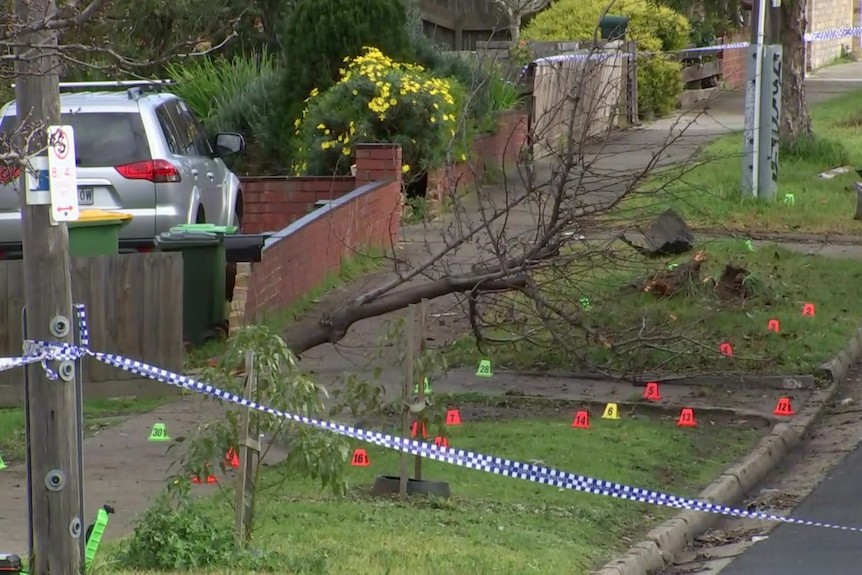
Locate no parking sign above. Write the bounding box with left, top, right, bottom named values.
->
left=47, top=125, right=79, bottom=222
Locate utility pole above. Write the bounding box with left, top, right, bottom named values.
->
left=741, top=0, right=782, bottom=200
left=14, top=0, right=84, bottom=571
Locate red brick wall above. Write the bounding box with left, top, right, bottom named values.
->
left=239, top=176, right=355, bottom=233
left=427, top=111, right=528, bottom=201
left=720, top=30, right=750, bottom=91
left=245, top=144, right=403, bottom=319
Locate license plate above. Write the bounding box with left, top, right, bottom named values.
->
left=78, top=187, right=94, bottom=205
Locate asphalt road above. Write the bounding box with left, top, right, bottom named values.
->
left=719, top=442, right=862, bottom=575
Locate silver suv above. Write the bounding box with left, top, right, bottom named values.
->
left=0, top=81, right=246, bottom=248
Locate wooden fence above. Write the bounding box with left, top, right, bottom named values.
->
left=0, top=252, right=184, bottom=406
left=677, top=50, right=723, bottom=107
left=474, top=40, right=636, bottom=159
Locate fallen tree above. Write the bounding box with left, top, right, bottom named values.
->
left=278, top=36, right=725, bottom=376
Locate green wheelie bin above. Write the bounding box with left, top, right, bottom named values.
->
left=67, top=209, right=133, bottom=257
left=154, top=224, right=236, bottom=346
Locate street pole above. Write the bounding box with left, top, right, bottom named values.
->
left=14, top=0, right=84, bottom=571
left=750, top=0, right=769, bottom=197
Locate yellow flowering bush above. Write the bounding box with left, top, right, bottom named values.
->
left=293, top=46, right=464, bottom=176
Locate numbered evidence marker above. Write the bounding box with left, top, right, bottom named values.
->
left=677, top=407, right=697, bottom=427
left=571, top=410, right=590, bottom=429
left=351, top=448, right=370, bottom=467
left=601, top=402, right=620, bottom=420
left=773, top=396, right=795, bottom=416
left=46, top=125, right=80, bottom=223
left=148, top=422, right=170, bottom=442
left=476, top=359, right=493, bottom=377
left=413, top=377, right=432, bottom=395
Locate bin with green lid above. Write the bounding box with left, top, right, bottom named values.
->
left=154, top=227, right=229, bottom=346
left=67, top=209, right=133, bottom=257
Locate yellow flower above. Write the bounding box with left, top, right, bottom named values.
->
left=342, top=147, right=351, bottom=156
left=316, top=123, right=325, bottom=130
left=402, top=164, right=411, bottom=173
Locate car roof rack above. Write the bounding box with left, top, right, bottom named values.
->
left=10, top=79, right=175, bottom=100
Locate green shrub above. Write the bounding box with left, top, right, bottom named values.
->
left=118, top=490, right=283, bottom=571
left=523, top=0, right=689, bottom=117
left=165, top=52, right=283, bottom=174
left=278, top=0, right=415, bottom=139
left=293, top=47, right=463, bottom=177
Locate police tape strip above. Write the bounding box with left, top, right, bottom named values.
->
left=529, top=24, right=862, bottom=67
left=3, top=304, right=862, bottom=533
left=804, top=26, right=862, bottom=41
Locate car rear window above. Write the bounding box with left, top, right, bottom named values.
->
left=0, top=112, right=151, bottom=168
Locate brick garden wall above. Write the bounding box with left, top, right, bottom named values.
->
left=244, top=144, right=403, bottom=319
left=239, top=176, right=355, bottom=234
left=239, top=111, right=528, bottom=228
left=719, top=31, right=749, bottom=91
left=427, top=110, right=528, bottom=202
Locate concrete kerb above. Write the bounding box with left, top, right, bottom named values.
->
left=594, top=328, right=862, bottom=575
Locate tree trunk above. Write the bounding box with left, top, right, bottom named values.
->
left=779, top=0, right=813, bottom=140
left=509, top=15, right=521, bottom=42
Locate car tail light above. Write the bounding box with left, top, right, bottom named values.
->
left=0, top=165, right=20, bottom=185
left=115, top=160, right=180, bottom=183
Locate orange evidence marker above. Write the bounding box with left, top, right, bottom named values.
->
left=571, top=410, right=590, bottom=429
left=677, top=408, right=697, bottom=427
left=719, top=342, right=733, bottom=357
left=225, top=448, right=240, bottom=468
left=802, top=303, right=816, bottom=317
left=411, top=421, right=428, bottom=439
left=191, top=464, right=218, bottom=484
left=351, top=449, right=370, bottom=467
left=773, top=397, right=795, bottom=417
left=643, top=382, right=662, bottom=401
left=445, top=409, right=462, bottom=426
left=434, top=436, right=450, bottom=448
left=767, top=319, right=780, bottom=333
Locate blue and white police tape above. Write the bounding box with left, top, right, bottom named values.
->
left=5, top=304, right=862, bottom=534
left=805, top=26, right=862, bottom=42
left=526, top=24, right=862, bottom=69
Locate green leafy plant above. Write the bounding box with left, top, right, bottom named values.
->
left=293, top=46, right=466, bottom=178
left=118, top=488, right=283, bottom=571
left=523, top=0, right=690, bottom=117
left=165, top=324, right=385, bottom=544
left=165, top=52, right=283, bottom=174
left=278, top=0, right=415, bottom=148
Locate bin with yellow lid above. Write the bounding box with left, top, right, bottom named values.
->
left=67, top=209, right=133, bottom=257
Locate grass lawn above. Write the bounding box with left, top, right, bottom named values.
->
left=0, top=396, right=169, bottom=465
left=104, top=414, right=762, bottom=575
left=613, top=89, right=862, bottom=234
left=445, top=237, right=862, bottom=375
